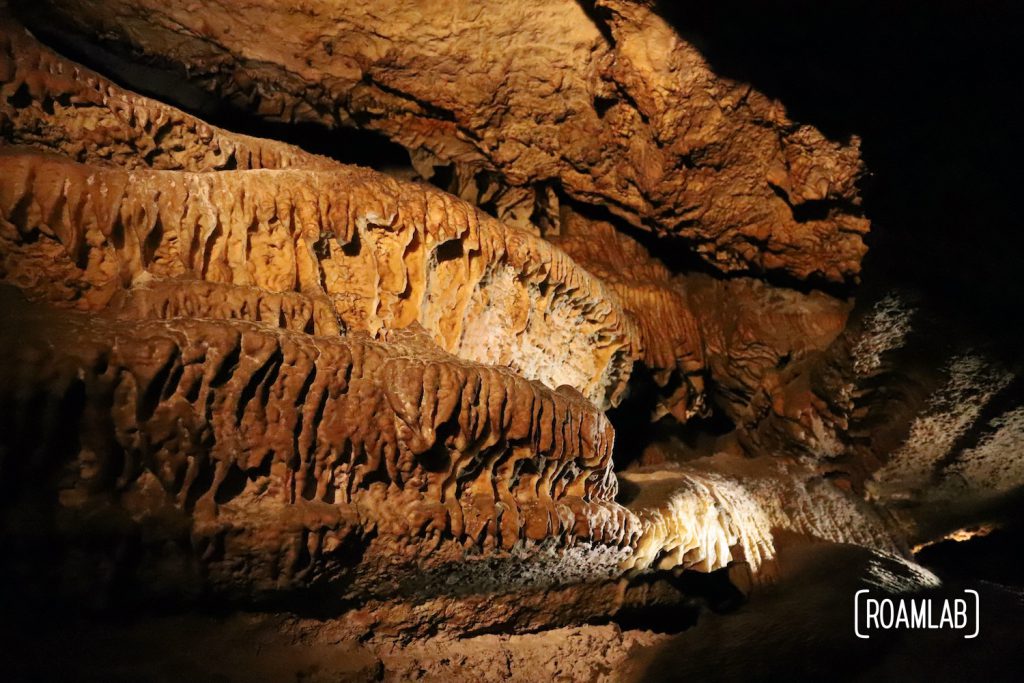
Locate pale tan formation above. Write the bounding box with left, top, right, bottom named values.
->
left=549, top=212, right=706, bottom=422
left=861, top=351, right=1024, bottom=547
left=26, top=0, right=869, bottom=282
left=620, top=455, right=902, bottom=577
left=550, top=209, right=851, bottom=456
left=0, top=149, right=643, bottom=407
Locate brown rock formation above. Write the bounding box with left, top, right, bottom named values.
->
left=0, top=149, right=639, bottom=407
left=0, top=289, right=633, bottom=598
left=21, top=0, right=869, bottom=282
left=7, top=4, right=990, bottom=671
left=0, top=284, right=899, bottom=624
left=550, top=209, right=850, bottom=456
left=0, top=11, right=332, bottom=172
left=549, top=210, right=706, bottom=423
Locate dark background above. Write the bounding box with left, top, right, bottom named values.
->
left=663, top=0, right=1024, bottom=357
left=666, top=0, right=1024, bottom=594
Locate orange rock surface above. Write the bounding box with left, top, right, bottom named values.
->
left=0, top=5, right=910, bottom=640
left=22, top=0, right=869, bottom=282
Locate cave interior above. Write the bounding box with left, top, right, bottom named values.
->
left=1, top=0, right=1023, bottom=681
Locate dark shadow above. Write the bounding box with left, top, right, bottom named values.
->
left=10, top=6, right=414, bottom=172
left=655, top=1, right=1024, bottom=359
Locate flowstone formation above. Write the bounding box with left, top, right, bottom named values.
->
left=17, top=0, right=869, bottom=282
left=3, top=2, right=1020, bottom=679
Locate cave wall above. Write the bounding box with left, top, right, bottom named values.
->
left=2, top=0, right=1024, bottom=678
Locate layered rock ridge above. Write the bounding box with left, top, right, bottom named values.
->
left=0, top=5, right=912, bottom=639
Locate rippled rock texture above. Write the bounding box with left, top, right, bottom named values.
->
left=16, top=0, right=870, bottom=282
left=2, top=1, right=1022, bottom=680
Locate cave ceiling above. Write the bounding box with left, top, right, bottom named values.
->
left=1, top=1, right=1022, bottom=679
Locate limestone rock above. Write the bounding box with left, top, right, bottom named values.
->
left=0, top=2, right=938, bottom=647
left=0, top=11, right=333, bottom=172
left=0, top=149, right=640, bottom=407
left=551, top=209, right=850, bottom=456
left=23, top=0, right=869, bottom=282
left=0, top=289, right=634, bottom=599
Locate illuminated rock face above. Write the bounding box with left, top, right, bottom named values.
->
left=549, top=211, right=851, bottom=446
left=3, top=2, right=980, bottom=642
left=0, top=13, right=333, bottom=172
left=0, top=293, right=631, bottom=597
left=0, top=152, right=639, bottom=407
left=19, top=0, right=869, bottom=283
